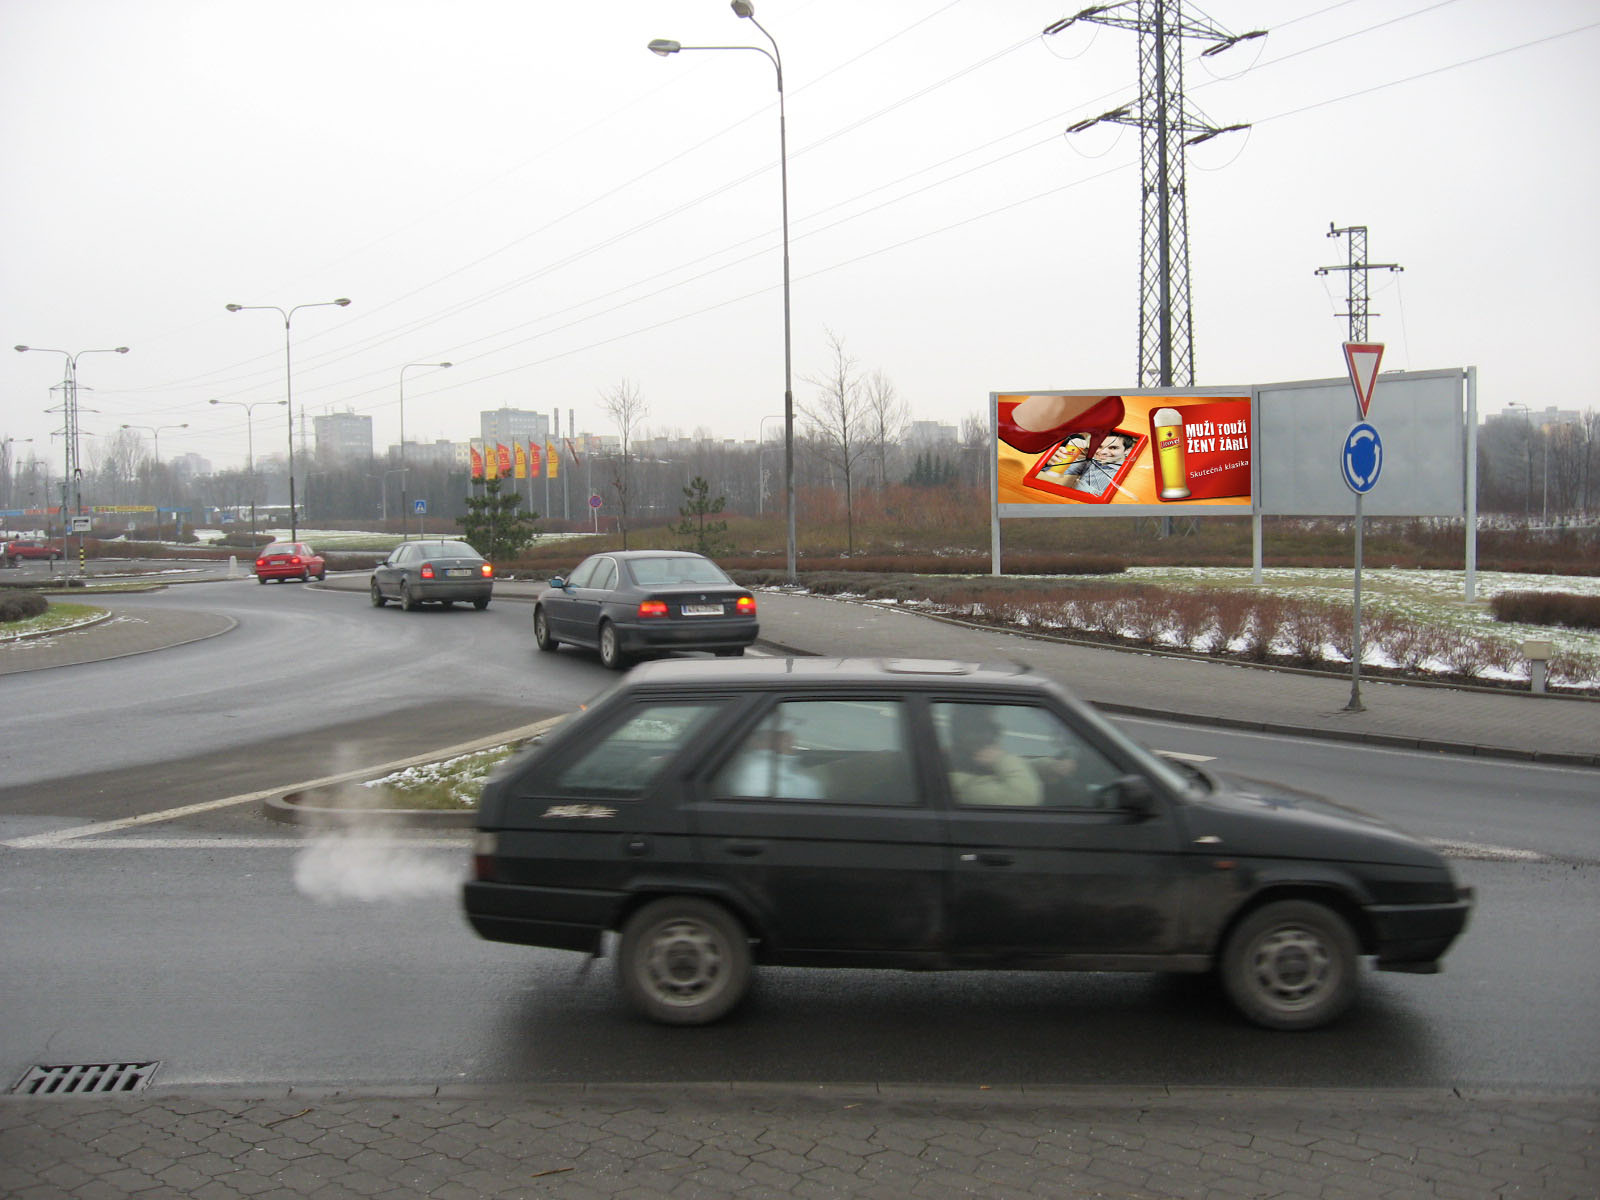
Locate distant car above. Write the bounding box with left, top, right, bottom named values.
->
left=254, top=541, right=326, bottom=584
left=5, top=538, right=64, bottom=566
left=533, top=550, right=758, bottom=670
left=370, top=539, right=493, bottom=611
left=465, top=657, right=1474, bottom=1030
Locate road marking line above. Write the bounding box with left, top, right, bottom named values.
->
left=1, top=715, right=565, bottom=850
left=1157, top=750, right=1216, bottom=762
left=1428, top=839, right=1547, bottom=862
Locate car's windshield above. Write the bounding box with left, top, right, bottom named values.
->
left=627, top=557, right=731, bottom=587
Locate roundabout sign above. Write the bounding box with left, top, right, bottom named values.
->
left=1341, top=422, right=1383, bottom=494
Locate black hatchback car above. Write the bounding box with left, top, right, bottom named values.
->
left=464, top=658, right=1473, bottom=1030
left=533, top=550, right=758, bottom=669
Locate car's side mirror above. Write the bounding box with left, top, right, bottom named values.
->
left=1107, top=775, right=1156, bottom=818
left=548, top=576, right=567, bottom=590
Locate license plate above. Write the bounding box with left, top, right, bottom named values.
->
left=446, top=568, right=474, bottom=577
left=681, top=603, right=723, bottom=616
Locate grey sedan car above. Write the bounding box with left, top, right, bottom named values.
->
left=534, top=550, right=758, bottom=669
left=370, top=539, right=494, bottom=611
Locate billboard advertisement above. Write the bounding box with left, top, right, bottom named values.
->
left=995, top=390, right=1253, bottom=516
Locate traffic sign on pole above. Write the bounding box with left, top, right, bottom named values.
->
left=1342, top=342, right=1384, bottom=419
left=413, top=499, right=427, bottom=515
left=1341, top=422, right=1383, bottom=494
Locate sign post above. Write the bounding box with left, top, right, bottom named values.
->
left=1341, top=342, right=1385, bottom=712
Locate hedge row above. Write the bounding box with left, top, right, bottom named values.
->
left=0, top=591, right=49, bottom=622
left=1489, top=591, right=1600, bottom=631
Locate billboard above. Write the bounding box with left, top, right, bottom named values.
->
left=995, top=390, right=1253, bottom=517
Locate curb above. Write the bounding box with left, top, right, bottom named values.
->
left=262, top=791, right=477, bottom=828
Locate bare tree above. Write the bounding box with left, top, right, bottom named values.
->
left=799, top=329, right=872, bottom=554
left=601, top=378, right=649, bottom=548
left=860, top=369, right=909, bottom=488
left=959, top=411, right=991, bottom=488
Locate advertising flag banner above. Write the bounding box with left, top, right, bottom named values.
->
left=485, top=441, right=498, bottom=480
left=528, top=440, right=542, bottom=476
left=564, top=437, right=582, bottom=466
left=547, top=442, right=560, bottom=479
left=996, top=392, right=1252, bottom=512
left=496, top=443, right=512, bottom=479
left=514, top=441, right=527, bottom=479
left=470, top=441, right=484, bottom=481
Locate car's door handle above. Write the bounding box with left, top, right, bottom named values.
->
left=723, top=841, right=766, bottom=857
left=959, top=852, right=1014, bottom=867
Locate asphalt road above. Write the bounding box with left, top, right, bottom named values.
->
left=1, top=575, right=1596, bottom=1095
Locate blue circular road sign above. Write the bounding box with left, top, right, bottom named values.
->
left=1341, top=422, right=1383, bottom=494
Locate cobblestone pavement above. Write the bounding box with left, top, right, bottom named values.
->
left=4, top=1085, right=1596, bottom=1199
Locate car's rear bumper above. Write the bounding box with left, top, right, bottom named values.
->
left=414, top=580, right=494, bottom=601
left=463, top=881, right=612, bottom=953
left=256, top=566, right=314, bottom=579
left=616, top=619, right=760, bottom=653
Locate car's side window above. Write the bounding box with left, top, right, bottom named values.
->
left=933, top=702, right=1125, bottom=809
left=710, top=698, right=920, bottom=806
left=551, top=702, right=724, bottom=798
left=564, top=558, right=597, bottom=589
left=591, top=559, right=618, bottom=591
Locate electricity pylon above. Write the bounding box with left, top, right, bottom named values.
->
left=1315, top=222, right=1403, bottom=342
left=1047, top=3, right=1262, bottom=387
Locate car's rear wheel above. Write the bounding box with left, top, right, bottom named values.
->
left=300, top=570, right=310, bottom=583
left=401, top=584, right=417, bottom=612
left=1220, top=900, right=1359, bottom=1031
left=617, top=898, right=751, bottom=1025
left=533, top=607, right=558, bottom=651
left=370, top=580, right=387, bottom=607
left=473, top=596, right=490, bottom=611
left=257, top=576, right=267, bottom=585
left=598, top=622, right=626, bottom=670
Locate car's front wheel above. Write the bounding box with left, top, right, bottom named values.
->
left=1220, top=900, right=1360, bottom=1031
left=598, top=622, right=626, bottom=670
left=533, top=607, right=558, bottom=651
left=370, top=580, right=386, bottom=607
left=617, top=898, right=752, bottom=1025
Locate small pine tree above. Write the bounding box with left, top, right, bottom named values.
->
left=674, top=475, right=731, bottom=558
left=457, top=478, right=539, bottom=563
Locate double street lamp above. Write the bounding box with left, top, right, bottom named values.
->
left=210, top=398, right=286, bottom=538
left=651, top=0, right=795, bottom=582
left=399, top=361, right=452, bottom=540
left=225, top=298, right=351, bottom=542
left=121, top=422, right=189, bottom=538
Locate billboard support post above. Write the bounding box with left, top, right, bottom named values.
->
left=1464, top=366, right=1478, bottom=602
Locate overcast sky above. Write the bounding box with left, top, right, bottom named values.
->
left=4, top=0, right=1597, bottom=475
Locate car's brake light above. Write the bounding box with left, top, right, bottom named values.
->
left=638, top=599, right=669, bottom=618
left=481, top=562, right=494, bottom=578
left=472, top=832, right=497, bottom=881
left=288, top=556, right=301, bottom=565
left=420, top=563, right=435, bottom=580
left=737, top=596, right=757, bottom=615
left=255, top=559, right=267, bottom=568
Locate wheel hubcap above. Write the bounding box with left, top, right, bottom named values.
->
left=1250, top=927, right=1332, bottom=1007
left=643, top=920, right=724, bottom=1006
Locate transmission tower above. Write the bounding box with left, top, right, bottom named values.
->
left=1315, top=222, right=1403, bottom=342
left=1047, top=3, right=1261, bottom=387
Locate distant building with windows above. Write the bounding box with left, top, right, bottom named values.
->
left=480, top=408, right=549, bottom=448
left=906, top=420, right=958, bottom=448
left=314, top=411, right=373, bottom=462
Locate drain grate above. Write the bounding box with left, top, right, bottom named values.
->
left=14, top=1062, right=160, bottom=1096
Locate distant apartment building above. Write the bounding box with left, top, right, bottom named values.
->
left=906, top=420, right=959, bottom=448
left=480, top=408, right=549, bottom=448
left=386, top=439, right=460, bottom=469
left=314, top=411, right=374, bottom=462
left=167, top=451, right=211, bottom=480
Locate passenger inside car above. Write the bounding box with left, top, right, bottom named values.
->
left=941, top=706, right=1045, bottom=806
left=719, top=727, right=822, bottom=799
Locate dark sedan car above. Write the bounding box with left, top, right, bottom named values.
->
left=465, top=657, right=1473, bottom=1030
left=370, top=539, right=493, bottom=610
left=533, top=550, right=758, bottom=669
left=254, top=541, right=326, bottom=583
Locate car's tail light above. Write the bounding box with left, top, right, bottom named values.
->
left=480, top=562, right=494, bottom=578
left=288, top=556, right=301, bottom=565
left=255, top=559, right=267, bottom=568
left=472, top=832, right=497, bottom=881
left=420, top=563, right=435, bottom=580
left=638, top=599, right=669, bottom=618
left=737, top=595, right=757, bottom=615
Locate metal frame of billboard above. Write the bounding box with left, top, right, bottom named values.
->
left=989, top=368, right=1480, bottom=598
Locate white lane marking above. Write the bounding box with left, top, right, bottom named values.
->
left=0, top=715, right=565, bottom=850
left=1428, top=839, right=1547, bottom=862
left=1157, top=750, right=1216, bottom=763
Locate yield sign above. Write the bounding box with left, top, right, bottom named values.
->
left=1342, top=342, right=1384, bottom=419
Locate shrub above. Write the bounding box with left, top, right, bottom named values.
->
left=1240, top=596, right=1288, bottom=661
left=0, top=591, right=49, bottom=622
left=1549, top=648, right=1600, bottom=687
left=1282, top=599, right=1342, bottom=665
left=1488, top=591, right=1600, bottom=631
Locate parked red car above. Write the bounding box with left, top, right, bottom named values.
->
left=4, top=538, right=64, bottom=566
left=254, top=541, right=326, bottom=584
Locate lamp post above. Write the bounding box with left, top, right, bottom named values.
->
left=225, top=298, right=351, bottom=542
left=210, top=398, right=286, bottom=539
left=651, top=0, right=795, bottom=582
left=1507, top=404, right=1540, bottom=526
left=15, top=344, right=129, bottom=569
left=399, top=361, right=452, bottom=540
left=121, top=423, right=188, bottom=539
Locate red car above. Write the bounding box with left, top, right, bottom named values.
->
left=254, top=541, right=326, bottom=584
left=5, top=538, right=64, bottom=566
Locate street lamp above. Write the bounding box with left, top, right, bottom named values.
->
left=15, top=344, right=129, bottom=565
left=225, top=298, right=351, bottom=542
left=210, top=398, right=287, bottom=538
left=1506, top=404, right=1545, bottom=527
left=399, top=361, right=452, bottom=540
left=651, top=0, right=795, bottom=582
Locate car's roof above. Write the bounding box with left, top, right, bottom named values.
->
left=621, top=656, right=1060, bottom=693
left=595, top=550, right=708, bottom=561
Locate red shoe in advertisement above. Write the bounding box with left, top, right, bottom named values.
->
left=998, top=395, right=1126, bottom=459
